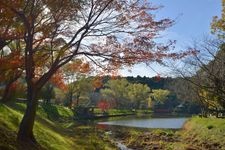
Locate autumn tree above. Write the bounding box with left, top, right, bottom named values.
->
left=151, top=89, right=170, bottom=103
left=211, top=0, right=225, bottom=39
left=194, top=41, right=225, bottom=113
left=101, top=78, right=130, bottom=108
left=127, top=83, right=151, bottom=109
left=101, top=78, right=151, bottom=109
left=0, top=41, right=23, bottom=102
left=62, top=59, right=94, bottom=108
left=170, top=37, right=225, bottom=116
left=64, top=75, right=95, bottom=108
left=0, top=1, right=25, bottom=101
left=0, top=0, right=190, bottom=144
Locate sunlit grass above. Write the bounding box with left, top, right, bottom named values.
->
left=180, top=116, right=225, bottom=149
left=0, top=104, right=22, bottom=130
left=0, top=103, right=116, bottom=150
left=0, top=103, right=74, bottom=149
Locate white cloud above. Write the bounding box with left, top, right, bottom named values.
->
left=119, top=62, right=170, bottom=77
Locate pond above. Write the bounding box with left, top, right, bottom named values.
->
left=98, top=116, right=188, bottom=129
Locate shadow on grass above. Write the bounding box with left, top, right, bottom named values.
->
left=7, top=102, right=27, bottom=113
left=41, top=104, right=60, bottom=121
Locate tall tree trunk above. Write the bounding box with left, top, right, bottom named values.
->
left=17, top=85, right=38, bottom=145
left=17, top=70, right=56, bottom=144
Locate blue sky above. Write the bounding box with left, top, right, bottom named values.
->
left=120, top=0, right=221, bottom=77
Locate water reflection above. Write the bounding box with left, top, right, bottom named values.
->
left=98, top=117, right=187, bottom=129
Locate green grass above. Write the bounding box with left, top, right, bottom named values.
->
left=180, top=116, right=225, bottom=149
left=94, top=108, right=152, bottom=116
left=135, top=109, right=152, bottom=114
left=38, top=104, right=73, bottom=122
left=94, top=108, right=133, bottom=115
left=0, top=103, right=75, bottom=150
left=0, top=103, right=116, bottom=150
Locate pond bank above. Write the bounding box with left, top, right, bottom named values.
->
left=99, top=117, right=225, bottom=150
left=75, top=108, right=153, bottom=119
left=101, top=127, right=180, bottom=150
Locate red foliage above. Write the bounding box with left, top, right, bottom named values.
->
left=9, top=81, right=18, bottom=91
left=155, top=74, right=161, bottom=82
left=0, top=51, right=23, bottom=72
left=65, top=60, right=91, bottom=74
left=50, top=71, right=67, bottom=91
left=97, top=100, right=110, bottom=112
left=0, top=51, right=23, bottom=83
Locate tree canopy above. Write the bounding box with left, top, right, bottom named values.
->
left=211, top=0, right=225, bottom=39
left=0, top=0, right=193, bottom=144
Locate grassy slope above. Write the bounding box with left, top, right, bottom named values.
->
left=180, top=117, right=225, bottom=150
left=0, top=103, right=115, bottom=150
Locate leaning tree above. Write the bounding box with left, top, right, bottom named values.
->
left=0, top=0, right=192, bottom=144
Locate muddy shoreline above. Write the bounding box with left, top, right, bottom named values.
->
left=99, top=124, right=223, bottom=150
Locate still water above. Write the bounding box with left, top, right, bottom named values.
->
left=98, top=116, right=187, bottom=129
